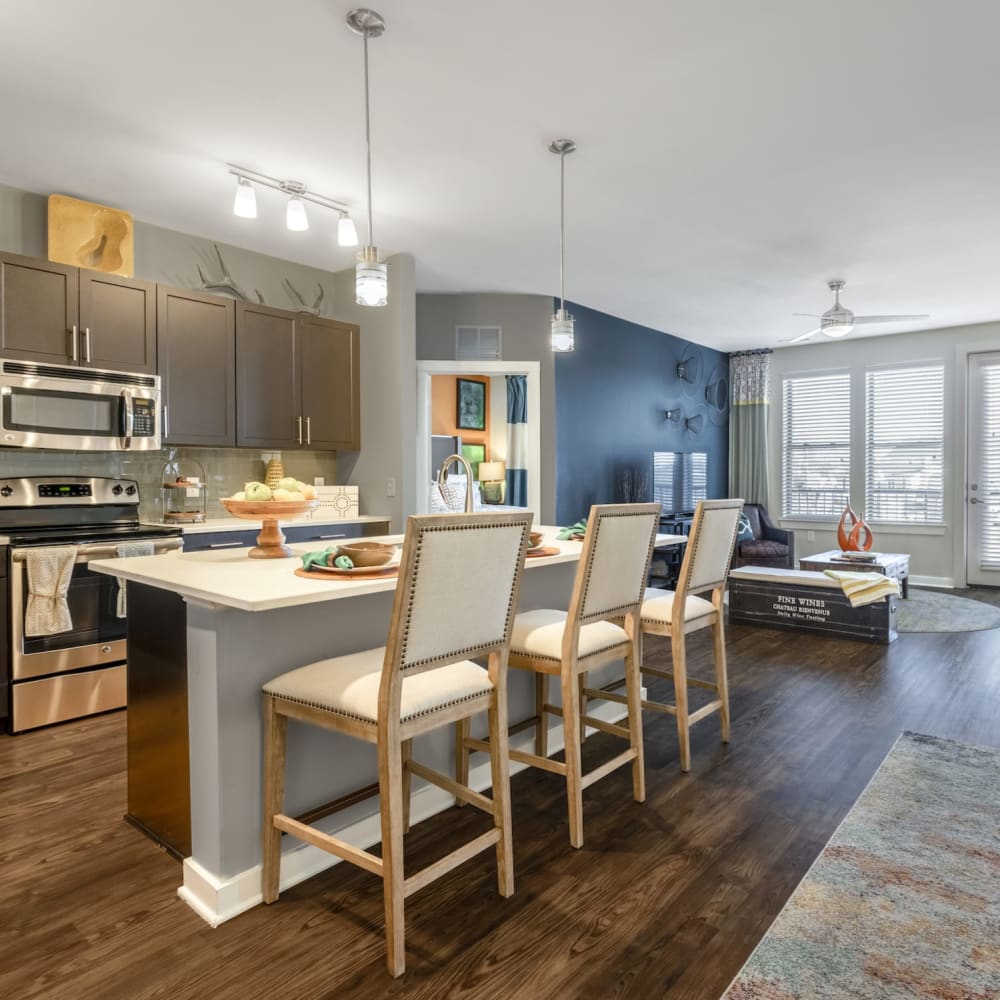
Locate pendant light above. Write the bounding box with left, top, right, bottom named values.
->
left=232, top=176, right=257, bottom=219
left=550, top=138, right=576, bottom=352
left=348, top=8, right=388, bottom=308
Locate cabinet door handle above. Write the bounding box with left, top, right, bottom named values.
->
left=305, top=416, right=311, bottom=446
left=70, top=324, right=78, bottom=362
left=162, top=404, right=169, bottom=439
left=296, top=415, right=303, bottom=445
left=318, top=533, right=347, bottom=540
left=83, top=327, right=92, bottom=363
left=207, top=541, right=244, bottom=549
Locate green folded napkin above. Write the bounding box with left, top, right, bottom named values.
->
left=556, top=519, right=588, bottom=541
left=300, top=547, right=339, bottom=571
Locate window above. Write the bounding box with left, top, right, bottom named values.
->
left=865, top=365, right=944, bottom=523
left=782, top=373, right=851, bottom=518
left=652, top=451, right=674, bottom=514
left=681, top=452, right=708, bottom=511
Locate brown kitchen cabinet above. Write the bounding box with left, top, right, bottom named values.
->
left=0, top=251, right=78, bottom=364
left=0, top=250, right=155, bottom=373
left=158, top=286, right=236, bottom=447
left=236, top=304, right=360, bottom=451
left=299, top=316, right=361, bottom=450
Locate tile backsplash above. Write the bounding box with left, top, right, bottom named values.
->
left=0, top=447, right=339, bottom=521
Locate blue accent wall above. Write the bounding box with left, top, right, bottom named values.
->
left=554, top=301, right=729, bottom=524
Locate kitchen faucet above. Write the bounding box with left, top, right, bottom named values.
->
left=436, top=454, right=475, bottom=513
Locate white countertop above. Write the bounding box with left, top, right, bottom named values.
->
left=90, top=528, right=684, bottom=613
left=142, top=514, right=392, bottom=535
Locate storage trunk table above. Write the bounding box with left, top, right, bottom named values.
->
left=798, top=550, right=910, bottom=598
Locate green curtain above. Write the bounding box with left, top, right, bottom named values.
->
left=728, top=350, right=772, bottom=507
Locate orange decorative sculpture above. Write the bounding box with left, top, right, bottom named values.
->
left=837, top=505, right=874, bottom=552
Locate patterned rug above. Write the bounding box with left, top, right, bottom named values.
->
left=897, top=590, right=1000, bottom=633
left=722, top=732, right=1000, bottom=999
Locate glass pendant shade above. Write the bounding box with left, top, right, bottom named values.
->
left=338, top=214, right=359, bottom=247
left=233, top=177, right=257, bottom=219
left=285, top=195, right=309, bottom=231
left=356, top=248, right=388, bottom=307
left=551, top=308, right=575, bottom=353
left=823, top=321, right=855, bottom=338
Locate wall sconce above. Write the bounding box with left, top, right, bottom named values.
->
left=665, top=408, right=682, bottom=423
left=685, top=413, right=704, bottom=435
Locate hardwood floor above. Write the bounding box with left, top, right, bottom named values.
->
left=2, top=610, right=998, bottom=999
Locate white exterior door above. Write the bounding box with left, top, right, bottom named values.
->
left=967, top=352, right=1000, bottom=586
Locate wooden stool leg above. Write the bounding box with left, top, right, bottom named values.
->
left=262, top=695, right=287, bottom=904
left=578, top=672, right=588, bottom=744
left=561, top=668, right=585, bottom=849
left=623, top=634, right=646, bottom=803
left=454, top=717, right=470, bottom=807
left=672, top=634, right=692, bottom=773
left=712, top=611, right=731, bottom=744
left=401, top=739, right=413, bottom=833
left=534, top=672, right=548, bottom=758
left=487, top=689, right=515, bottom=898
left=378, top=735, right=407, bottom=978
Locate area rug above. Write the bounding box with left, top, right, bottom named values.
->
left=722, top=732, right=1000, bottom=999
left=897, top=589, right=1000, bottom=633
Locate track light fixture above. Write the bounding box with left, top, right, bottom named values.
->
left=227, top=165, right=357, bottom=245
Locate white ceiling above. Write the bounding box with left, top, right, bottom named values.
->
left=1, top=0, right=999, bottom=351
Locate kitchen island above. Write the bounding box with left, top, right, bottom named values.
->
left=90, top=528, right=684, bottom=926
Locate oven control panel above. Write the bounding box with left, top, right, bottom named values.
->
left=132, top=398, right=156, bottom=437
left=38, top=483, right=93, bottom=498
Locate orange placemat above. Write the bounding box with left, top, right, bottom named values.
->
left=294, top=566, right=399, bottom=581
left=525, top=546, right=561, bottom=559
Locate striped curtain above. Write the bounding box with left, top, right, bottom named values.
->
left=728, top=350, right=771, bottom=507
left=506, top=375, right=528, bottom=507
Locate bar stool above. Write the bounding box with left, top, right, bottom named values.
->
left=587, top=499, right=743, bottom=772
left=261, top=511, right=532, bottom=977
left=458, top=503, right=660, bottom=849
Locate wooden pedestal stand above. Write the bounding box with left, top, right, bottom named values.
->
left=219, top=499, right=320, bottom=558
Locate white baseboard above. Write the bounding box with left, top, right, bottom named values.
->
left=178, top=697, right=634, bottom=926
left=909, top=574, right=954, bottom=589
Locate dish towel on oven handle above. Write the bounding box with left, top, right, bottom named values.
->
left=24, top=545, right=79, bottom=636
left=115, top=541, right=155, bottom=618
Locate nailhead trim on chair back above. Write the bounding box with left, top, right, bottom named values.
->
left=676, top=499, right=744, bottom=596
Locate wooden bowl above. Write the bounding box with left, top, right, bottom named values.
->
left=338, top=542, right=396, bottom=568
left=219, top=498, right=320, bottom=558
left=529, top=531, right=544, bottom=549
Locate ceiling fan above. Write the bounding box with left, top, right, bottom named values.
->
left=785, top=280, right=929, bottom=344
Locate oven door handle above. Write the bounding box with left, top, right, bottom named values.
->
left=11, top=539, right=183, bottom=564
left=120, top=388, right=133, bottom=449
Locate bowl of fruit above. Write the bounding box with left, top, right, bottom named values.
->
left=221, top=479, right=319, bottom=559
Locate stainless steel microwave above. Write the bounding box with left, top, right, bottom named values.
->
left=0, top=360, right=160, bottom=451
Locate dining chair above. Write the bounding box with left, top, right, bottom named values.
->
left=586, top=499, right=743, bottom=772
left=457, top=503, right=660, bottom=849
left=261, top=510, right=532, bottom=977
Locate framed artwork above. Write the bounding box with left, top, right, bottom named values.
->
left=461, top=443, right=486, bottom=480
left=456, top=378, right=486, bottom=431
left=47, top=194, right=134, bottom=276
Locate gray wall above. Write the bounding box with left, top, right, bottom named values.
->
left=769, top=321, right=1000, bottom=586
left=416, top=293, right=556, bottom=523
left=0, top=182, right=415, bottom=527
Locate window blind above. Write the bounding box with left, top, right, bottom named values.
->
left=652, top=451, right=674, bottom=513
left=979, top=364, right=1000, bottom=569
left=782, top=373, right=851, bottom=518
left=865, top=366, right=944, bottom=524
left=682, top=452, right=708, bottom=510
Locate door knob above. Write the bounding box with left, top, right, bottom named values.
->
left=970, top=497, right=982, bottom=504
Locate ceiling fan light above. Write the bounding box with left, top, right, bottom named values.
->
left=823, top=321, right=855, bottom=338
left=551, top=309, right=575, bottom=353
left=356, top=247, right=388, bottom=307
left=338, top=214, right=359, bottom=247
left=285, top=195, right=309, bottom=231
left=233, top=177, right=257, bottom=219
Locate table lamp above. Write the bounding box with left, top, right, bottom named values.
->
left=478, top=461, right=505, bottom=504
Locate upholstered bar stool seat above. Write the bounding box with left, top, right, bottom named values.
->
left=639, top=588, right=715, bottom=626
left=264, top=649, right=493, bottom=724
left=510, top=609, right=629, bottom=664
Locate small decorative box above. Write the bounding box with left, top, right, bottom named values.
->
left=312, top=485, right=360, bottom=520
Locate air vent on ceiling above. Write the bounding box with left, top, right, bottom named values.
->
left=456, top=325, right=502, bottom=361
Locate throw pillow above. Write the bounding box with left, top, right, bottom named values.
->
left=737, top=512, right=754, bottom=542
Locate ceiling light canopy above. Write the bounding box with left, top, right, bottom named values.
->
left=348, top=8, right=388, bottom=308
left=227, top=165, right=357, bottom=245
left=550, top=138, right=577, bottom=353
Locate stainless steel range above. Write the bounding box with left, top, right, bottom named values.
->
left=0, top=476, right=182, bottom=733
